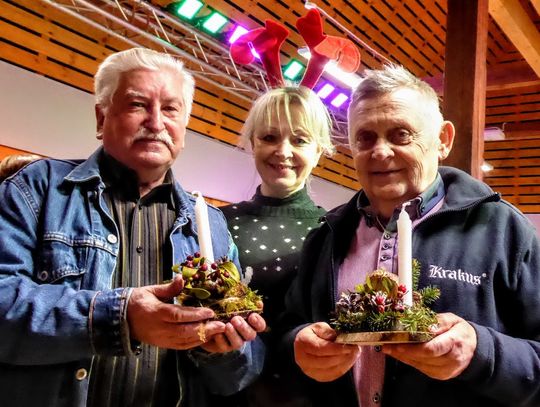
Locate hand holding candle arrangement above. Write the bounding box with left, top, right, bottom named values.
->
left=332, top=204, right=440, bottom=344
left=174, top=192, right=263, bottom=321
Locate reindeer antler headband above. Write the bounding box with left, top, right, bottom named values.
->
left=230, top=9, right=361, bottom=89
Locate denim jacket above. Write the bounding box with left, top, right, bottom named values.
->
left=0, top=148, right=264, bottom=407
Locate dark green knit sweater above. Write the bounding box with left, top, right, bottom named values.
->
left=221, top=186, right=325, bottom=331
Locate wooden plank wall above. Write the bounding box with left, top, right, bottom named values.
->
left=484, top=137, right=540, bottom=213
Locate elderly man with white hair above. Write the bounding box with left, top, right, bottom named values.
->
left=0, top=48, right=265, bottom=407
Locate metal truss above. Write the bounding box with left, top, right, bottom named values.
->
left=43, top=0, right=350, bottom=143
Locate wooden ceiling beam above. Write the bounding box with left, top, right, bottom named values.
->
left=488, top=0, right=540, bottom=78
left=531, top=0, right=540, bottom=16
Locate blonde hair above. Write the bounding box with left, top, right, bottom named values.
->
left=0, top=154, right=41, bottom=183
left=94, top=48, right=195, bottom=122
left=240, top=86, right=335, bottom=156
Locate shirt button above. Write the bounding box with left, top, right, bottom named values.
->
left=373, top=392, right=381, bottom=404
left=382, top=243, right=391, bottom=250
left=383, top=233, right=391, bottom=240
left=136, top=245, right=143, bottom=253
left=107, top=234, right=118, bottom=244
left=380, top=254, right=389, bottom=261
left=38, top=270, right=49, bottom=281
left=75, top=368, right=88, bottom=381
left=374, top=345, right=382, bottom=352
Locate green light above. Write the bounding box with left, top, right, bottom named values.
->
left=283, top=60, right=305, bottom=81
left=168, top=0, right=204, bottom=20
left=202, top=12, right=229, bottom=34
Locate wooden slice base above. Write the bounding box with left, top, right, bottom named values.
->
left=335, top=331, right=433, bottom=345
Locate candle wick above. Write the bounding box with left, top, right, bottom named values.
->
left=401, top=201, right=412, bottom=211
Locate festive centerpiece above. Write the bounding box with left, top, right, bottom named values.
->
left=173, top=253, right=263, bottom=321
left=331, top=261, right=440, bottom=345
left=178, top=191, right=262, bottom=321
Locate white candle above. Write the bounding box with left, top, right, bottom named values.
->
left=397, top=203, right=413, bottom=307
left=193, top=191, right=214, bottom=263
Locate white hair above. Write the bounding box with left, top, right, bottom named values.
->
left=94, top=48, right=195, bottom=122
left=348, top=64, right=444, bottom=145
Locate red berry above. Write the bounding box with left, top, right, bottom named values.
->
left=194, top=252, right=201, bottom=258
left=199, top=264, right=208, bottom=272
left=398, top=284, right=407, bottom=293
left=197, top=271, right=206, bottom=279
left=223, top=271, right=230, bottom=278
left=186, top=255, right=194, bottom=261
left=211, top=263, right=218, bottom=270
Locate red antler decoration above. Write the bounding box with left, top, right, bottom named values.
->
left=230, top=9, right=360, bottom=90
left=230, top=20, right=289, bottom=87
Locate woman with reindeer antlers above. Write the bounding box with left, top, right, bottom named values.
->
left=218, top=9, right=360, bottom=406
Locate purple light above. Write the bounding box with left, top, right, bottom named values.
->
left=248, top=42, right=261, bottom=60
left=228, top=25, right=248, bottom=44
left=317, top=83, right=335, bottom=99
left=330, top=93, right=349, bottom=108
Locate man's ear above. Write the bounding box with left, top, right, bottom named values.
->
left=438, top=121, right=455, bottom=161
left=95, top=104, right=105, bottom=140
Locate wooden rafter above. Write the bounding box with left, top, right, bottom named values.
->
left=488, top=0, right=540, bottom=77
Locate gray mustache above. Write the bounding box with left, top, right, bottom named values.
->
left=133, top=128, right=174, bottom=148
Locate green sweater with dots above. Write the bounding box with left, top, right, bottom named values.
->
left=221, top=187, right=326, bottom=331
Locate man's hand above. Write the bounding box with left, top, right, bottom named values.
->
left=127, top=276, right=226, bottom=350
left=294, top=322, right=360, bottom=382
left=200, top=313, right=266, bottom=353
left=382, top=312, right=477, bottom=380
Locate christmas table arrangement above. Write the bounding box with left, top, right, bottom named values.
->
left=331, top=204, right=440, bottom=345
left=173, top=253, right=262, bottom=321
left=173, top=191, right=262, bottom=321
left=331, top=264, right=440, bottom=345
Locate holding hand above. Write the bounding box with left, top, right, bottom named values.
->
left=382, top=312, right=477, bottom=380
left=127, top=276, right=226, bottom=350
left=201, top=313, right=267, bottom=353
left=294, top=322, right=360, bottom=382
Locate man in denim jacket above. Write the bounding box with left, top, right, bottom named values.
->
left=0, top=48, right=265, bottom=406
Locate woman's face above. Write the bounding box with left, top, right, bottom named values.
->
left=252, top=103, right=322, bottom=198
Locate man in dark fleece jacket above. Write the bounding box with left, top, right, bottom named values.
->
left=280, top=64, right=540, bottom=407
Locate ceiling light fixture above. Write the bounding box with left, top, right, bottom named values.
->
left=201, top=11, right=228, bottom=34
left=330, top=92, right=349, bottom=108
left=168, top=0, right=204, bottom=20
left=283, top=60, right=305, bottom=81
left=317, top=83, right=335, bottom=99
left=481, top=161, right=494, bottom=172
left=228, top=25, right=248, bottom=44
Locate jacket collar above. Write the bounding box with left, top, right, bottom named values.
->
left=63, top=147, right=198, bottom=232
left=323, top=166, right=500, bottom=230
